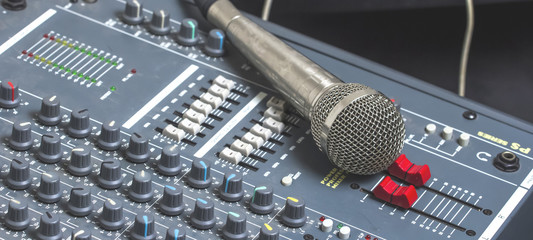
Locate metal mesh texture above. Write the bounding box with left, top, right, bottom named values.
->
left=311, top=83, right=405, bottom=175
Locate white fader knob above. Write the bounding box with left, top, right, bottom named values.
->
left=339, top=226, right=351, bottom=239
left=320, top=218, right=333, bottom=232
left=458, top=133, right=470, bottom=146
left=441, top=126, right=454, bottom=140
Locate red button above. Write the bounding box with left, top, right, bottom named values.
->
left=372, top=176, right=418, bottom=209
left=388, top=154, right=431, bottom=186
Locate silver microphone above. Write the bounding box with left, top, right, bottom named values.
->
left=196, top=0, right=405, bottom=175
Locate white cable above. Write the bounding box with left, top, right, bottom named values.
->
left=459, top=0, right=474, bottom=97
left=261, top=0, right=273, bottom=21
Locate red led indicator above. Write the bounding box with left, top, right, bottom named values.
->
left=50, top=36, right=55, bottom=41
left=7, top=82, right=14, bottom=102
left=21, top=50, right=27, bottom=55
left=319, top=216, right=325, bottom=222
left=43, top=34, right=49, bottom=38
left=391, top=99, right=396, bottom=103
left=131, top=69, right=137, bottom=74
left=366, top=235, right=371, bottom=240
left=28, top=52, right=33, bottom=57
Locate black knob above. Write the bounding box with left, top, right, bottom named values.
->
left=2, top=0, right=27, bottom=11
left=187, top=159, right=212, bottom=189
left=37, top=173, right=61, bottom=203
left=38, top=95, right=61, bottom=126
left=99, top=199, right=125, bottom=231
left=98, top=120, right=121, bottom=151
left=222, top=211, right=248, bottom=240
left=71, top=229, right=91, bottom=240
left=190, top=198, right=216, bottom=230
left=122, top=0, right=144, bottom=25
left=131, top=214, right=156, bottom=240
left=219, top=172, right=243, bottom=202
left=67, top=146, right=92, bottom=176
left=6, top=158, right=31, bottom=190
left=250, top=185, right=275, bottom=214
left=176, top=18, right=199, bottom=46
left=67, top=108, right=91, bottom=138
left=5, top=199, right=30, bottom=231
left=126, top=132, right=150, bottom=163
left=67, top=187, right=93, bottom=217
left=149, top=10, right=171, bottom=35
left=129, top=170, right=153, bottom=203
left=98, top=158, right=123, bottom=189
left=204, top=29, right=225, bottom=57
left=165, top=227, right=186, bottom=240
left=38, top=133, right=62, bottom=164
left=9, top=120, right=32, bottom=151
left=0, top=80, right=19, bottom=108
left=258, top=223, right=279, bottom=240
left=280, top=197, right=306, bottom=228
left=159, top=185, right=184, bottom=216
left=36, top=212, right=62, bottom=240
left=158, top=145, right=181, bottom=176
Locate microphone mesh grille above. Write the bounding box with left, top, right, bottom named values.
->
left=311, top=83, right=405, bottom=175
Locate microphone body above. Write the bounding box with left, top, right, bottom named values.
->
left=201, top=0, right=405, bottom=175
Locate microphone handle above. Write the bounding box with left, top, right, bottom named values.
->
left=206, top=0, right=342, bottom=119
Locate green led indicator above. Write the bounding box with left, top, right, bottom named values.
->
left=100, top=57, right=105, bottom=60
left=91, top=78, right=97, bottom=83
left=78, top=73, right=83, bottom=77
left=74, top=46, right=79, bottom=50
left=106, top=59, right=111, bottom=63
left=72, top=70, right=77, bottom=75
left=93, top=54, right=98, bottom=58
left=80, top=48, right=85, bottom=53
left=60, top=66, right=64, bottom=70
left=110, top=86, right=116, bottom=91
left=66, top=69, right=71, bottom=73
left=85, top=76, right=89, bottom=80
left=112, top=62, right=117, bottom=66
left=87, top=52, right=92, bottom=56
left=337, top=223, right=343, bottom=229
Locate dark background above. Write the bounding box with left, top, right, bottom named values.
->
left=231, top=0, right=533, bottom=124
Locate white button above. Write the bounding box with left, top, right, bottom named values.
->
left=281, top=176, right=292, bottom=186
left=178, top=118, right=201, bottom=135
left=441, top=126, right=454, bottom=140
left=425, top=123, right=436, bottom=134
left=266, top=97, right=287, bottom=111
left=200, top=92, right=223, bottom=109
left=190, top=100, right=213, bottom=116
left=250, top=124, right=273, bottom=141
left=162, top=124, right=185, bottom=141
left=338, top=226, right=350, bottom=239
left=219, top=147, right=243, bottom=164
left=183, top=109, right=207, bottom=124
left=230, top=139, right=254, bottom=157
left=207, top=84, right=230, bottom=100
left=241, top=132, right=265, bottom=149
left=320, top=219, right=333, bottom=232
left=458, top=133, right=470, bottom=146
left=213, top=75, right=235, bottom=90
left=264, top=107, right=285, bottom=122
left=263, top=117, right=285, bottom=134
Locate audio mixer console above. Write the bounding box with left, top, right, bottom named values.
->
left=0, top=1, right=532, bottom=240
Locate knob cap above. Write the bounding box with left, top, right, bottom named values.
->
left=190, top=198, right=216, bottom=230
left=98, top=120, right=121, bottom=151
left=71, top=229, right=91, bottom=240
left=176, top=18, right=199, bottom=46
left=67, top=108, right=91, bottom=138
left=67, top=187, right=93, bottom=216
left=165, top=227, right=186, bottom=240
left=1, top=0, right=27, bottom=11
left=37, top=173, right=61, bottom=203
left=204, top=29, right=225, bottom=57
left=98, top=158, right=123, bottom=189
left=5, top=199, right=30, bottom=231
left=222, top=211, right=248, bottom=240
left=187, top=159, right=212, bottom=189
left=37, top=134, right=62, bottom=164
left=149, top=10, right=171, bottom=35
left=280, top=197, right=306, bottom=228
left=9, top=120, right=33, bottom=151
left=122, top=0, right=144, bottom=25
left=258, top=223, right=279, bottom=240
left=67, top=146, right=92, bottom=176
left=37, top=212, right=62, bottom=240
left=219, top=172, right=243, bottom=202
left=129, top=170, right=153, bottom=203
left=126, top=133, right=150, bottom=163
left=157, top=145, right=181, bottom=176
left=6, top=158, right=31, bottom=190
left=99, top=199, right=125, bottom=231
left=159, top=185, right=184, bottom=216
left=131, top=214, right=156, bottom=240
left=0, top=80, right=20, bottom=108
left=250, top=185, right=275, bottom=214
left=38, top=95, right=61, bottom=126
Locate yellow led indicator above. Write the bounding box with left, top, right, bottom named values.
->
left=62, top=41, right=67, bottom=45
left=264, top=223, right=273, bottom=231
left=287, top=197, right=299, bottom=202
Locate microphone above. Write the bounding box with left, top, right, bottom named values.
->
left=194, top=0, right=406, bottom=175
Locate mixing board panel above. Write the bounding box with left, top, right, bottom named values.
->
left=0, top=0, right=533, bottom=239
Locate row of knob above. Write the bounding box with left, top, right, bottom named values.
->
left=122, top=0, right=225, bottom=57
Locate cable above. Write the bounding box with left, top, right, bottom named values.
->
left=459, top=0, right=474, bottom=97
left=261, top=0, right=273, bottom=21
